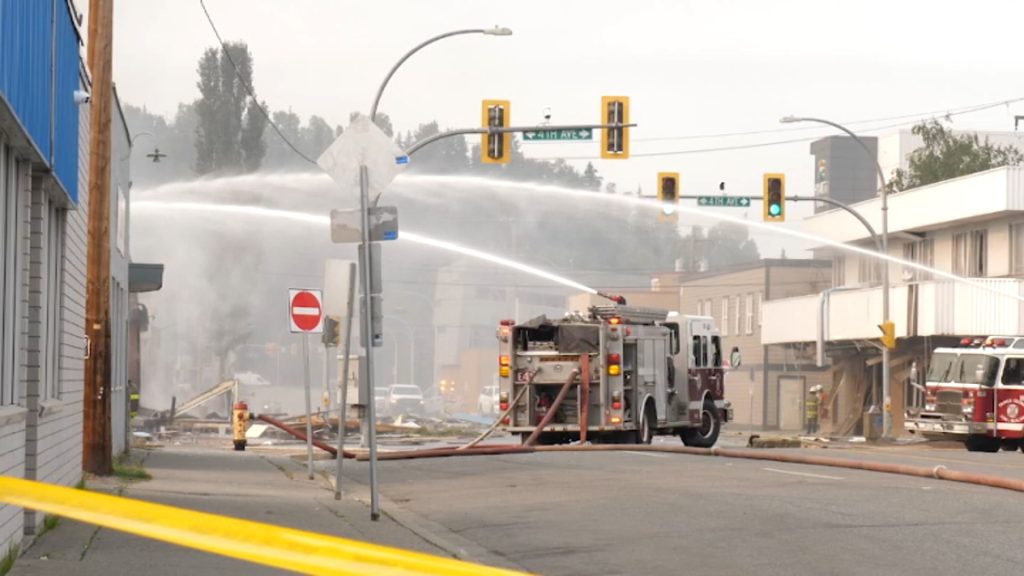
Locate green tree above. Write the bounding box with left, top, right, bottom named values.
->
left=581, top=162, right=602, bottom=191
left=888, top=120, right=1024, bottom=192
left=193, top=42, right=267, bottom=174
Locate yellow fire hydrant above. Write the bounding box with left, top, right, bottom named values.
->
left=232, top=400, right=250, bottom=451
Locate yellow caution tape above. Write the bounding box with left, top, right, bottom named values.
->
left=0, top=476, right=532, bottom=576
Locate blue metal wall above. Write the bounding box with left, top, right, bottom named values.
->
left=53, top=1, right=79, bottom=200
left=0, top=0, right=81, bottom=204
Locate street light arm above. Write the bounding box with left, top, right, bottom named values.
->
left=370, top=28, right=494, bottom=121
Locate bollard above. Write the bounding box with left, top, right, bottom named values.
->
left=232, top=401, right=250, bottom=451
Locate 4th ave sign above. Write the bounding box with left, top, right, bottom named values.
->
left=697, top=196, right=751, bottom=208
left=523, top=128, right=593, bottom=141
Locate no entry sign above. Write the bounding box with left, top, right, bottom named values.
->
left=289, top=289, right=323, bottom=334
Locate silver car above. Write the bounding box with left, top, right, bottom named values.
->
left=386, top=384, right=424, bottom=417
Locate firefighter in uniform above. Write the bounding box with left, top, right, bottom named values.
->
left=805, top=385, right=822, bottom=435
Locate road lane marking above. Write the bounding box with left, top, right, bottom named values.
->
left=624, top=451, right=668, bottom=458
left=763, top=467, right=843, bottom=480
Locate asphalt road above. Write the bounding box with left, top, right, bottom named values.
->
left=339, top=448, right=1024, bottom=576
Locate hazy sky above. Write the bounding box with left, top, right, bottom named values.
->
left=101, top=0, right=1024, bottom=230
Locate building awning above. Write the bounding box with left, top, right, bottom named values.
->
left=129, top=262, right=164, bottom=293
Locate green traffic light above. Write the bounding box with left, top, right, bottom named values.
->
left=769, top=204, right=781, bottom=216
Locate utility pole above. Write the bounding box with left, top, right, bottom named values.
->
left=84, top=0, right=114, bottom=475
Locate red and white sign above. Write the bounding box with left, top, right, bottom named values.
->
left=289, top=289, right=323, bottom=334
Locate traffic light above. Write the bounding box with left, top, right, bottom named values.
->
left=322, top=315, right=341, bottom=347
left=601, top=96, right=630, bottom=159
left=481, top=99, right=511, bottom=164
left=763, top=173, right=786, bottom=222
left=657, top=172, right=680, bottom=217
left=878, top=321, right=896, bottom=350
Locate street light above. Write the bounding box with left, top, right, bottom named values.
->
left=359, top=26, right=512, bottom=521
left=369, top=27, right=513, bottom=120
left=780, top=115, right=892, bottom=439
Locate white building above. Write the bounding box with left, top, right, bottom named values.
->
left=763, top=165, right=1024, bottom=435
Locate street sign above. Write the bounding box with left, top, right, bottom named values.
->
left=289, top=289, right=324, bottom=334
left=697, top=196, right=751, bottom=208
left=323, top=259, right=356, bottom=319
left=317, top=114, right=407, bottom=196
left=522, top=128, right=593, bottom=142
left=330, top=206, right=398, bottom=243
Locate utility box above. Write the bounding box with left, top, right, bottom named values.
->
left=863, top=406, right=882, bottom=441
left=336, top=355, right=363, bottom=415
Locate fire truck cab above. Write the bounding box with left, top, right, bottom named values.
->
left=496, top=305, right=735, bottom=446
left=904, top=336, right=1024, bottom=452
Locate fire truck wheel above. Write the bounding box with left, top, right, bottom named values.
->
left=965, top=435, right=1000, bottom=453
left=635, top=403, right=656, bottom=445
left=680, top=400, right=721, bottom=448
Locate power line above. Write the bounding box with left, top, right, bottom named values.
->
left=632, top=96, right=1024, bottom=143
left=197, top=0, right=318, bottom=165
left=543, top=96, right=1024, bottom=160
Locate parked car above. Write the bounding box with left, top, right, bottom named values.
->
left=386, top=384, right=424, bottom=417
left=478, top=385, right=500, bottom=415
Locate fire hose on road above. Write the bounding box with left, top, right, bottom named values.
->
left=256, top=413, right=357, bottom=459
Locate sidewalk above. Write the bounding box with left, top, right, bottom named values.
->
left=9, top=444, right=454, bottom=575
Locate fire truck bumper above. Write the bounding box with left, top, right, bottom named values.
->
left=903, top=419, right=972, bottom=436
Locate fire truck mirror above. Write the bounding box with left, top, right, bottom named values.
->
left=730, top=347, right=742, bottom=368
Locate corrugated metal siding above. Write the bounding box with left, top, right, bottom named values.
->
left=0, top=0, right=54, bottom=160
left=0, top=0, right=81, bottom=205
left=52, top=3, right=79, bottom=202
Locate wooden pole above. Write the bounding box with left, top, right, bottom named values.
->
left=83, top=0, right=114, bottom=475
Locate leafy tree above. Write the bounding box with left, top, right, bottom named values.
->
left=301, top=115, right=334, bottom=159
left=581, top=162, right=602, bottom=191
left=888, top=120, right=1024, bottom=192
left=193, top=42, right=267, bottom=174
left=404, top=121, right=470, bottom=173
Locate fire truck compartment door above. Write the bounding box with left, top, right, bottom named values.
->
left=556, top=326, right=600, bottom=354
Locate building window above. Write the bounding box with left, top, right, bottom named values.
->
left=858, top=257, right=881, bottom=285
left=833, top=255, right=846, bottom=287
left=745, top=293, right=754, bottom=335
left=44, top=207, right=65, bottom=399
left=1, top=146, right=20, bottom=406
left=952, top=230, right=987, bottom=277
left=733, top=296, right=740, bottom=337
left=720, top=298, right=729, bottom=336
left=1011, top=223, right=1024, bottom=275
left=757, top=292, right=763, bottom=327
left=902, top=238, right=934, bottom=281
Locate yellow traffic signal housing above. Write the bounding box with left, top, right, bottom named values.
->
left=763, top=173, right=786, bottom=222
left=657, top=172, right=680, bottom=205
left=601, top=96, right=630, bottom=160
left=481, top=99, right=511, bottom=164
left=878, top=321, right=896, bottom=350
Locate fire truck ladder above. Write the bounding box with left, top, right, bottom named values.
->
left=590, top=305, right=669, bottom=324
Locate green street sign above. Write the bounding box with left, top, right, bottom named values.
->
left=522, top=128, right=593, bottom=142
left=697, top=196, right=751, bottom=208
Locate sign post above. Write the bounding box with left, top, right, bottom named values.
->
left=334, top=263, right=356, bottom=500
left=289, top=289, right=323, bottom=480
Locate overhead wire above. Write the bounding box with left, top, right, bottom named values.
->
left=197, top=0, right=318, bottom=165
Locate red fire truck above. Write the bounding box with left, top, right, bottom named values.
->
left=495, top=305, right=737, bottom=446
left=904, top=336, right=1024, bottom=452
